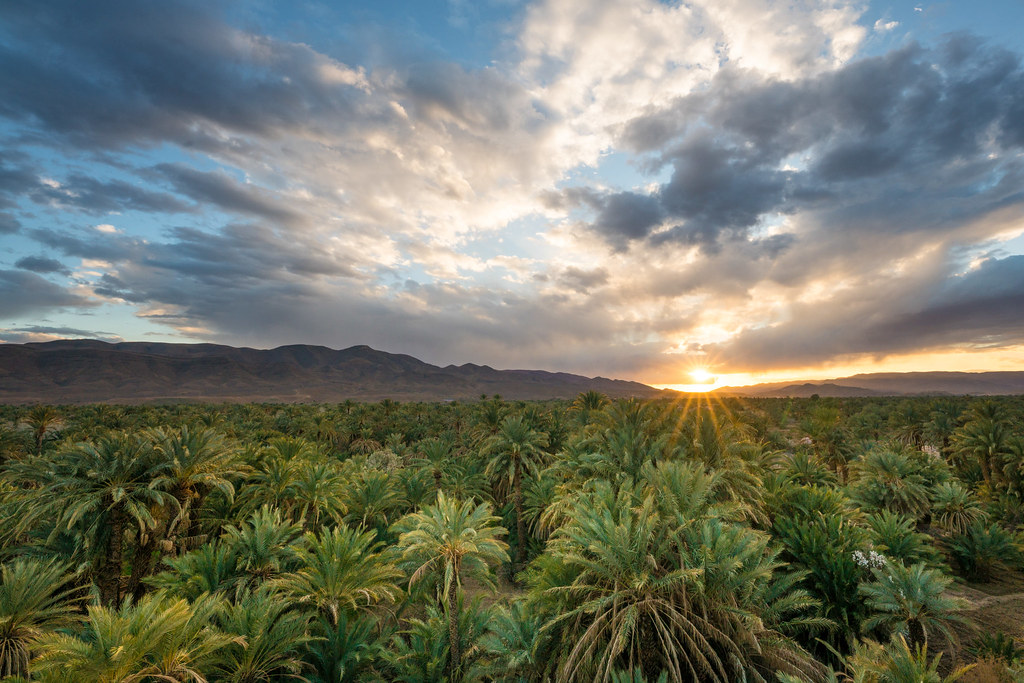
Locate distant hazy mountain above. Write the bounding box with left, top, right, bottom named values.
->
left=715, top=371, right=1024, bottom=397
left=0, top=340, right=669, bottom=404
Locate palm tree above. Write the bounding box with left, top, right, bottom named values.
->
left=394, top=492, right=509, bottom=682
left=274, top=525, right=401, bottom=626
left=860, top=562, right=968, bottom=650
left=290, top=460, right=347, bottom=530
left=479, top=600, right=546, bottom=682
left=850, top=449, right=932, bottom=521
left=39, top=434, right=176, bottom=605
left=342, top=468, right=404, bottom=535
left=213, top=588, right=311, bottom=682
left=33, top=591, right=234, bottom=682
left=305, top=611, right=388, bottom=683
left=0, top=558, right=83, bottom=679
left=147, top=424, right=245, bottom=540
left=930, top=482, right=986, bottom=536
left=21, top=406, right=63, bottom=455
left=844, top=636, right=973, bottom=682
left=484, top=415, right=548, bottom=567
left=221, top=505, right=304, bottom=591
left=952, top=411, right=1011, bottom=491
left=415, top=438, right=455, bottom=491
left=529, top=476, right=822, bottom=682
left=130, top=425, right=245, bottom=598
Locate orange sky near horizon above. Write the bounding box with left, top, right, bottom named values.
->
left=652, top=344, right=1024, bottom=393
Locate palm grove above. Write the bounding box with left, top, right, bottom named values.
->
left=1, top=392, right=1023, bottom=682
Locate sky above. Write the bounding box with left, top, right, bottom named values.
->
left=2, top=0, right=1024, bottom=390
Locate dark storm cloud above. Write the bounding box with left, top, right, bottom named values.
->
left=14, top=255, right=70, bottom=275
left=589, top=37, right=1024, bottom=251
left=0, top=0, right=367, bottom=151
left=0, top=270, right=92, bottom=317
left=153, top=164, right=304, bottom=226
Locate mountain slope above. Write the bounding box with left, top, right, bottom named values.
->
left=0, top=341, right=668, bottom=404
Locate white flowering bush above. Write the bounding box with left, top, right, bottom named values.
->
left=852, top=549, right=887, bottom=569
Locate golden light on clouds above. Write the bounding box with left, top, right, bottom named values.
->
left=653, top=345, right=1024, bottom=394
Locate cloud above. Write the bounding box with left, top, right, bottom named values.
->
left=706, top=254, right=1024, bottom=370
left=558, top=266, right=609, bottom=293
left=28, top=174, right=192, bottom=215
left=0, top=325, right=123, bottom=344
left=0, top=212, right=19, bottom=233
left=152, top=164, right=306, bottom=226
left=577, top=37, right=1024, bottom=255
left=0, top=270, right=94, bottom=317
left=14, top=255, right=70, bottom=275
left=2, top=0, right=1022, bottom=380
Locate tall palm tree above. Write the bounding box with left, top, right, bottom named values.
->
left=394, top=492, right=509, bottom=682
left=130, top=425, right=245, bottom=598
left=38, top=434, right=176, bottom=605
left=147, top=424, right=245, bottom=539
left=0, top=558, right=83, bottom=679
left=290, top=460, right=347, bottom=530
left=484, top=415, right=548, bottom=567
left=953, top=412, right=1011, bottom=490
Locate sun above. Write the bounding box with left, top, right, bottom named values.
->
left=689, top=368, right=715, bottom=384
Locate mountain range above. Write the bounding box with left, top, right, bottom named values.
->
left=1, top=340, right=1021, bottom=404
left=0, top=340, right=667, bottom=404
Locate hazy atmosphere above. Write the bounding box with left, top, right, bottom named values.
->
left=2, top=0, right=1023, bottom=389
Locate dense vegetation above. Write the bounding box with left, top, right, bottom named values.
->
left=1, top=393, right=1023, bottom=682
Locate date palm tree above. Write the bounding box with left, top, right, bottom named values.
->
left=484, top=415, right=548, bottom=567
left=39, top=434, right=176, bottom=605
left=21, top=405, right=63, bottom=455
left=33, top=591, right=234, bottom=682
left=953, top=410, right=1011, bottom=491
left=415, top=438, right=455, bottom=491
left=860, top=562, right=968, bottom=650
left=213, top=587, right=311, bottom=683
left=394, top=492, right=509, bottom=682
left=0, top=558, right=83, bottom=679
left=274, top=525, right=401, bottom=626
left=129, top=425, right=246, bottom=598
left=930, top=482, right=986, bottom=536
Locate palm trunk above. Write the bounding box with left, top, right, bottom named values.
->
left=908, top=618, right=926, bottom=651
left=127, top=533, right=157, bottom=600
left=448, top=579, right=461, bottom=683
left=514, top=463, right=526, bottom=569
left=980, top=452, right=992, bottom=488
left=100, top=506, right=124, bottom=605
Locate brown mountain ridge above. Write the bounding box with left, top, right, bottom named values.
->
left=0, top=340, right=669, bottom=404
